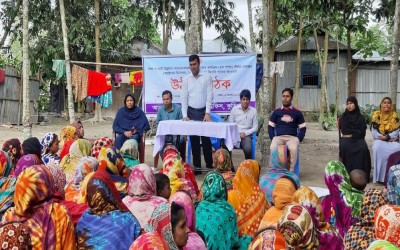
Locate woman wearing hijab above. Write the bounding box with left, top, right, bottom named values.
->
left=371, top=97, right=400, bottom=183
left=71, top=120, right=85, bottom=138
left=0, top=222, right=31, bottom=249
left=248, top=227, right=287, bottom=250
left=292, top=186, right=344, bottom=250
left=0, top=150, right=16, bottom=215
left=213, top=148, right=235, bottom=191
left=2, top=138, right=22, bottom=168
left=59, top=138, right=92, bottom=182
left=340, top=96, right=371, bottom=178
left=228, top=160, right=269, bottom=237
left=122, top=163, right=167, bottom=227
left=40, top=132, right=60, bottom=166
left=344, top=188, right=389, bottom=250
left=321, top=160, right=364, bottom=237
left=120, top=139, right=140, bottom=169
left=259, top=145, right=300, bottom=203
left=91, top=137, right=113, bottom=158
left=97, top=146, right=130, bottom=198
left=65, top=156, right=98, bottom=202
left=278, top=204, right=319, bottom=249
left=76, top=170, right=141, bottom=249
left=258, top=176, right=298, bottom=230
left=113, top=93, right=150, bottom=150
left=14, top=154, right=41, bottom=177
left=195, top=172, right=251, bottom=250
left=21, top=137, right=42, bottom=164
left=59, top=125, right=77, bottom=149
left=1, top=165, right=76, bottom=249
left=170, top=191, right=207, bottom=250
left=387, top=165, right=400, bottom=205
left=374, top=204, right=400, bottom=247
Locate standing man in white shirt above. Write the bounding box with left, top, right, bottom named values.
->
left=228, top=89, right=258, bottom=159
left=181, top=54, right=214, bottom=174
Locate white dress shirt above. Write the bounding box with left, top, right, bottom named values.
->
left=228, top=105, right=258, bottom=136
left=181, top=70, right=213, bottom=118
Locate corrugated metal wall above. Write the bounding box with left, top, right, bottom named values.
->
left=275, top=51, right=348, bottom=112
left=0, top=66, right=40, bottom=124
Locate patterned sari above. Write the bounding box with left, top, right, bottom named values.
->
left=2, top=138, right=22, bottom=168
left=129, top=232, right=169, bottom=249
left=14, top=154, right=40, bottom=177
left=76, top=170, right=141, bottom=249
left=0, top=222, right=31, bottom=249
left=248, top=227, right=287, bottom=250
left=213, top=148, right=235, bottom=191
left=59, top=125, right=77, bottom=149
left=0, top=150, right=16, bottom=214
left=228, top=160, right=268, bottom=236
left=368, top=240, right=399, bottom=250
left=120, top=139, right=140, bottom=169
left=60, top=139, right=92, bottom=182
left=387, top=165, right=400, bottom=205
left=91, top=137, right=113, bottom=158
left=374, top=204, right=400, bottom=247
left=40, top=132, right=60, bottom=166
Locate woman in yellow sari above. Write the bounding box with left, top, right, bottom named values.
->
left=59, top=138, right=92, bottom=182
left=371, top=97, right=400, bottom=183
left=59, top=125, right=77, bottom=150
left=228, top=160, right=269, bottom=237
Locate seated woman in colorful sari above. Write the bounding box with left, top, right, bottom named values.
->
left=371, top=97, right=400, bottom=183
left=248, top=227, right=287, bottom=250
left=120, top=139, right=140, bottom=169
left=122, top=163, right=167, bottom=228
left=321, top=160, right=364, bottom=237
left=278, top=204, right=319, bottom=249
left=374, top=204, right=400, bottom=247
left=59, top=139, right=75, bottom=161
left=368, top=240, right=399, bottom=250
left=292, top=186, right=344, bottom=250
left=2, top=138, right=22, bottom=169
left=259, top=145, right=300, bottom=203
left=258, top=176, right=298, bottom=230
left=170, top=191, right=207, bottom=250
left=0, top=150, right=16, bottom=216
left=0, top=222, right=31, bottom=249
left=213, top=148, right=235, bottom=191
left=339, top=96, right=371, bottom=178
left=387, top=165, right=400, bottom=205
left=76, top=170, right=141, bottom=249
left=91, top=137, right=113, bottom=158
left=64, top=156, right=98, bottom=202
left=21, top=137, right=42, bottom=163
left=59, top=138, right=92, bottom=182
left=1, top=165, right=76, bottom=249
left=14, top=154, right=41, bottom=177
left=344, top=188, right=389, bottom=250
left=228, top=159, right=269, bottom=237
left=195, top=172, right=252, bottom=250
left=113, top=93, right=150, bottom=150
left=40, top=132, right=60, bottom=166
left=97, top=147, right=130, bottom=198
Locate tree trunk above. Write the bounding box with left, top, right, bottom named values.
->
left=268, top=0, right=276, bottom=109
left=163, top=0, right=173, bottom=54
left=247, top=0, right=256, bottom=52
left=390, top=0, right=400, bottom=109
left=162, top=0, right=166, bottom=53
left=318, top=31, right=330, bottom=129
left=59, top=0, right=75, bottom=124
left=184, top=0, right=190, bottom=53
left=22, top=0, right=31, bottom=139
left=93, top=0, right=104, bottom=122
left=346, top=27, right=352, bottom=96
left=260, top=0, right=272, bottom=167
left=335, top=37, right=339, bottom=119
left=186, top=0, right=201, bottom=54
left=198, top=0, right=203, bottom=53
left=293, top=13, right=303, bottom=107
left=0, top=0, right=22, bottom=48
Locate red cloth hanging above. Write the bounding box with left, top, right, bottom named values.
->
left=0, top=69, right=5, bottom=84
left=87, top=70, right=111, bottom=96
left=129, top=71, right=143, bottom=86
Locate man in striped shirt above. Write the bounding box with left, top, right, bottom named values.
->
left=268, top=88, right=306, bottom=170
left=181, top=54, right=214, bottom=174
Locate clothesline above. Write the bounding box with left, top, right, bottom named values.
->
left=70, top=60, right=142, bottom=69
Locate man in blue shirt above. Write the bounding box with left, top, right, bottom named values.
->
left=156, top=90, right=184, bottom=157
left=268, top=88, right=306, bottom=170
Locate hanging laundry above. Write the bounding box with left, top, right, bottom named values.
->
left=113, top=73, right=121, bottom=88
left=87, top=70, right=111, bottom=96
left=129, top=70, right=143, bottom=86
left=269, top=62, right=285, bottom=77
left=99, top=90, right=112, bottom=108
left=120, top=73, right=130, bottom=84
left=0, top=69, right=5, bottom=84
left=52, top=60, right=66, bottom=79
left=269, top=62, right=276, bottom=77
left=71, top=65, right=88, bottom=101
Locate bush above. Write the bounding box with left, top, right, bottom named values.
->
left=322, top=115, right=337, bottom=131
left=359, top=104, right=378, bottom=125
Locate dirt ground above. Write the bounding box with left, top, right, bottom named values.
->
left=0, top=118, right=380, bottom=189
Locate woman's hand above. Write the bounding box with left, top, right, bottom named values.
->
left=124, top=131, right=133, bottom=138
left=378, top=135, right=389, bottom=141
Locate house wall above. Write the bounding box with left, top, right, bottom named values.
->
left=0, top=66, right=40, bottom=124
left=275, top=51, right=348, bottom=112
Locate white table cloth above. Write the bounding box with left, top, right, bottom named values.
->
left=153, top=120, right=240, bottom=156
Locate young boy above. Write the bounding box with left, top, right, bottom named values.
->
left=155, top=173, right=171, bottom=200
left=350, top=169, right=368, bottom=191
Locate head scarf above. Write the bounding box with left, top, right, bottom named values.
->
left=86, top=170, right=128, bottom=215
left=77, top=172, right=95, bottom=204
left=228, top=160, right=268, bottom=237
left=292, top=186, right=343, bottom=250
left=213, top=148, right=235, bottom=191
left=14, top=154, right=40, bottom=177
left=371, top=97, right=400, bottom=134
left=0, top=222, right=31, bottom=249
left=259, top=145, right=300, bottom=203
left=120, top=139, right=139, bottom=169
left=60, top=139, right=92, bottom=182
left=21, top=137, right=42, bottom=162
left=40, top=132, right=57, bottom=155
left=0, top=150, right=13, bottom=178
left=387, top=165, right=400, bottom=205
left=59, top=139, right=75, bottom=161
left=278, top=205, right=319, bottom=249
left=91, top=137, right=114, bottom=158
left=0, top=150, right=16, bottom=213
left=129, top=232, right=169, bottom=250
left=341, top=96, right=366, bottom=134
left=71, top=120, right=83, bottom=138
left=344, top=188, right=389, bottom=249
left=259, top=177, right=297, bottom=230
left=367, top=240, right=399, bottom=250
left=2, top=138, right=22, bottom=167
left=59, top=125, right=77, bottom=147
left=374, top=204, right=400, bottom=247
left=145, top=202, right=179, bottom=250
left=47, top=162, right=67, bottom=197
left=248, top=227, right=287, bottom=250
left=170, top=191, right=196, bottom=232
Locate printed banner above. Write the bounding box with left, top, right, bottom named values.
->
left=142, top=54, right=256, bottom=115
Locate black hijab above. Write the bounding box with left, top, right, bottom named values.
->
left=341, top=96, right=366, bottom=134
left=21, top=137, right=43, bottom=163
